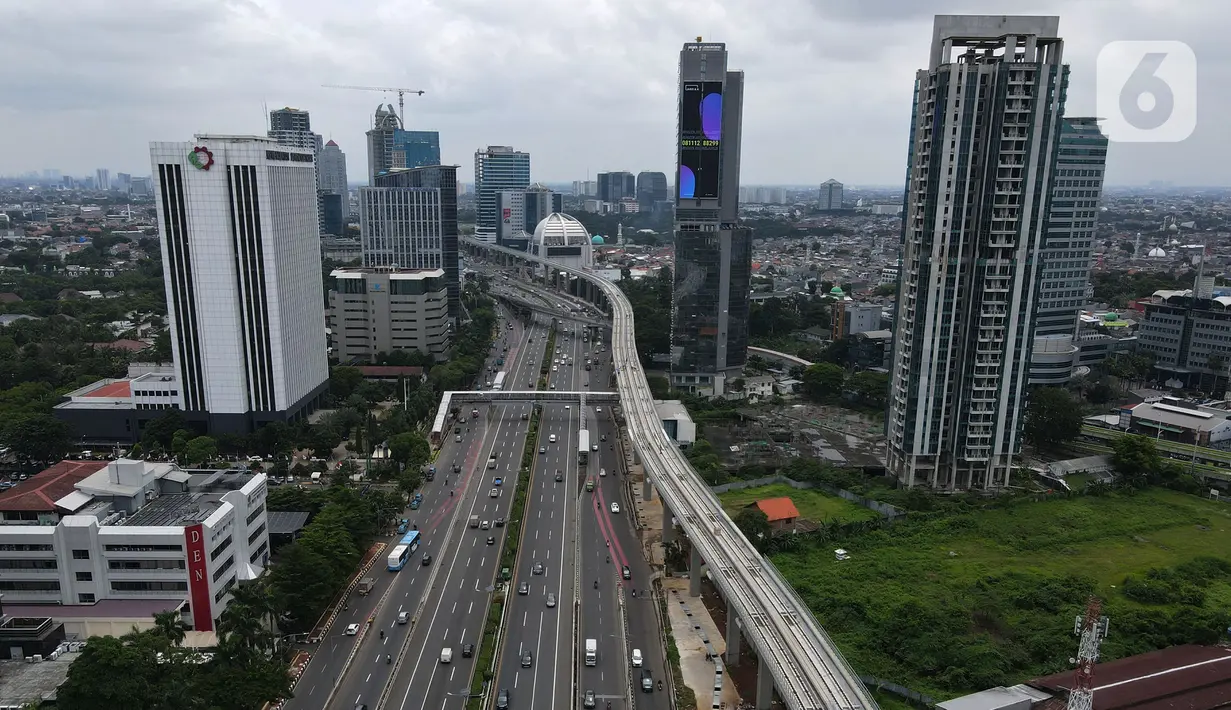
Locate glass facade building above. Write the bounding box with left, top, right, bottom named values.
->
left=362, top=165, right=460, bottom=321
left=391, top=130, right=441, bottom=171
left=670, top=41, right=750, bottom=396
left=474, top=146, right=531, bottom=244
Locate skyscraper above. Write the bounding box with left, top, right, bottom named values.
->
left=392, top=130, right=441, bottom=170
left=474, top=146, right=531, bottom=244
left=886, top=16, right=1068, bottom=491
left=318, top=140, right=349, bottom=196
left=597, top=171, right=636, bottom=203
left=819, top=179, right=843, bottom=210
left=670, top=39, right=749, bottom=397
left=1028, top=117, right=1108, bottom=385
left=361, top=165, right=460, bottom=321
left=149, top=135, right=329, bottom=432
left=268, top=107, right=322, bottom=152
left=366, top=104, right=400, bottom=183
left=96, top=168, right=110, bottom=191
left=636, top=171, right=669, bottom=211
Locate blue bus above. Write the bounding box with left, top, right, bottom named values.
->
left=387, top=531, right=422, bottom=571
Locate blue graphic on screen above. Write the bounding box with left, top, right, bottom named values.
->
left=678, top=81, right=723, bottom=199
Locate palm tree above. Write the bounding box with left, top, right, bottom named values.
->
left=153, top=609, right=187, bottom=647
left=218, top=581, right=278, bottom=659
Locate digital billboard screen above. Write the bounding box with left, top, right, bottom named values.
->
left=678, top=81, right=723, bottom=200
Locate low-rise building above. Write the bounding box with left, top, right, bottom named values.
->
left=0, top=459, right=269, bottom=632
left=329, top=267, right=452, bottom=362
left=748, top=497, right=800, bottom=533
left=653, top=400, right=697, bottom=448
left=1116, top=397, right=1231, bottom=449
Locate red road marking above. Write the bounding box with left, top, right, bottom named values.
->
left=592, top=486, right=631, bottom=584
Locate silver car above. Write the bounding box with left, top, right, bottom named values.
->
left=546, top=593, right=557, bottom=608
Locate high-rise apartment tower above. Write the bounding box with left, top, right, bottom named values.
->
left=149, top=135, right=330, bottom=432
left=268, top=107, right=322, bottom=153
left=886, top=16, right=1068, bottom=490
left=819, top=179, right=843, bottom=210
left=670, top=40, right=749, bottom=397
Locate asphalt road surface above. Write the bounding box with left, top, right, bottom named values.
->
left=285, top=306, right=542, bottom=710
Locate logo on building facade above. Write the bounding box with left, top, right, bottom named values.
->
left=188, top=146, right=215, bottom=171
left=183, top=523, right=214, bottom=631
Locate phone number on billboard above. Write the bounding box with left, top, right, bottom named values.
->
left=680, top=140, right=719, bottom=148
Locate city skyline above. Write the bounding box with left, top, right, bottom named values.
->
left=2, top=1, right=1227, bottom=187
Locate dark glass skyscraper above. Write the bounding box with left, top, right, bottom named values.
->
left=670, top=40, right=748, bottom=397
left=392, top=130, right=441, bottom=170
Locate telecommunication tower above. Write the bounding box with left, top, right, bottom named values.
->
left=1067, top=596, right=1110, bottom=710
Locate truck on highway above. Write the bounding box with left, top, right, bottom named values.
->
left=578, top=429, right=590, bottom=466
left=357, top=577, right=377, bottom=596
left=584, top=638, right=597, bottom=666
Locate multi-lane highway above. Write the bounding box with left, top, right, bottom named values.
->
left=284, top=306, right=542, bottom=710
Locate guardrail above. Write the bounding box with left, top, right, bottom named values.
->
left=465, top=237, right=878, bottom=710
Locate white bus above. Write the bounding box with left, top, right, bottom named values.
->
left=492, top=372, right=506, bottom=391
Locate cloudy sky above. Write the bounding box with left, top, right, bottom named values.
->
left=1, top=0, right=1226, bottom=187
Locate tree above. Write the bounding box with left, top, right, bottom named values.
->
left=847, top=370, right=889, bottom=410
left=153, top=609, right=187, bottom=647
left=734, top=507, right=772, bottom=551
left=57, top=632, right=167, bottom=710
left=268, top=542, right=338, bottom=631
left=397, top=470, right=423, bottom=502
left=141, top=409, right=187, bottom=452
left=1023, top=387, right=1083, bottom=450
left=307, top=424, right=342, bottom=459
left=388, top=432, right=430, bottom=470
left=330, top=366, right=364, bottom=400
left=2, top=413, right=70, bottom=465
left=183, top=435, right=218, bottom=467
left=801, top=363, right=845, bottom=402
left=1112, top=434, right=1163, bottom=488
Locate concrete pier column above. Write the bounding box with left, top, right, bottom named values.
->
left=689, top=545, right=703, bottom=597
left=756, top=654, right=774, bottom=710
left=662, top=507, right=675, bottom=545
left=641, top=475, right=653, bottom=501
left=726, top=609, right=741, bottom=666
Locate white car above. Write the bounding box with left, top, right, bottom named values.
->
left=599, top=468, right=607, bottom=477
left=596, top=407, right=602, bottom=413
left=440, top=647, right=453, bottom=664
left=344, top=623, right=360, bottom=636
left=591, top=444, right=598, bottom=451
left=631, top=648, right=643, bottom=667
left=549, top=434, right=557, bottom=443
left=610, top=502, right=620, bottom=514
left=565, top=405, right=571, bottom=410
left=552, top=366, right=558, bottom=372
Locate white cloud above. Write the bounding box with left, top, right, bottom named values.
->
left=1, top=0, right=1227, bottom=185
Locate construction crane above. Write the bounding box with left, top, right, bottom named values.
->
left=322, top=84, right=425, bottom=126
left=1067, top=596, right=1110, bottom=710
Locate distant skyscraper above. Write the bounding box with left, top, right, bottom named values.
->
left=318, top=140, right=349, bottom=196
left=96, top=168, right=110, bottom=192
left=670, top=39, right=749, bottom=397
left=149, top=135, right=329, bottom=432
left=597, top=171, right=636, bottom=203
left=572, top=180, right=597, bottom=197
left=1028, top=117, right=1108, bottom=385
left=268, top=107, right=321, bottom=152
left=886, top=16, right=1067, bottom=491
left=361, top=165, right=461, bottom=320
left=392, top=130, right=441, bottom=170
left=474, top=146, right=531, bottom=244
left=636, top=171, right=669, bottom=210
left=366, top=105, right=400, bottom=183
left=819, top=179, right=843, bottom=210
left=496, top=183, right=563, bottom=250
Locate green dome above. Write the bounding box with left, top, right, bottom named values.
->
left=591, top=235, right=605, bottom=245
left=830, top=286, right=845, bottom=296
left=1103, top=312, right=1119, bottom=321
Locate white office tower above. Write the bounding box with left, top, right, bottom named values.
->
left=886, top=16, right=1067, bottom=491
left=150, top=135, right=330, bottom=433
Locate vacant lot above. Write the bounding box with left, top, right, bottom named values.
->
left=718, top=483, right=880, bottom=524
left=773, top=489, right=1231, bottom=699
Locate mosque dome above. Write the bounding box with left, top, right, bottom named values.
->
left=591, top=235, right=605, bottom=245
left=1147, top=246, right=1168, bottom=258
left=830, top=285, right=845, bottom=296
left=534, top=213, right=591, bottom=249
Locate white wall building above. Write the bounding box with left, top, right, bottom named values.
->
left=0, top=460, right=269, bottom=632
left=654, top=400, right=697, bottom=448
left=150, top=135, right=330, bottom=433
left=329, top=268, right=452, bottom=361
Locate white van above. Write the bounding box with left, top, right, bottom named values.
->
left=440, top=647, right=453, bottom=664
left=548, top=434, right=557, bottom=443
left=631, top=648, right=643, bottom=667
left=584, top=638, right=597, bottom=666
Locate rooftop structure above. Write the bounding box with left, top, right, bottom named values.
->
left=533, top=213, right=593, bottom=270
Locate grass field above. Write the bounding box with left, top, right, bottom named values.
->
left=772, top=488, right=1231, bottom=699
left=718, top=483, right=881, bottom=524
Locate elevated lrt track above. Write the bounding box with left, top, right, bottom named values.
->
left=464, top=236, right=878, bottom=710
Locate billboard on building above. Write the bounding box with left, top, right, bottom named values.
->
left=678, top=81, right=723, bottom=200
left=183, top=523, right=213, bottom=631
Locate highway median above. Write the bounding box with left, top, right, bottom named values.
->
left=465, top=319, right=553, bottom=710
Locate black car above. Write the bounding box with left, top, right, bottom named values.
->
left=496, top=688, right=510, bottom=710
left=453, top=464, right=462, bottom=473
left=532, top=562, right=544, bottom=575
left=462, top=643, right=475, bottom=658
left=521, top=651, right=533, bottom=668
left=487, top=536, right=496, bottom=545
left=622, top=565, right=632, bottom=580
left=641, top=669, right=653, bottom=692
left=495, top=517, right=506, bottom=527
left=555, top=471, right=563, bottom=482
left=422, top=554, right=432, bottom=566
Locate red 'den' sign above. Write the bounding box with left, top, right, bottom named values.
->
left=183, top=524, right=213, bottom=632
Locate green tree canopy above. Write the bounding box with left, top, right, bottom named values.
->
left=1024, top=387, right=1084, bottom=450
